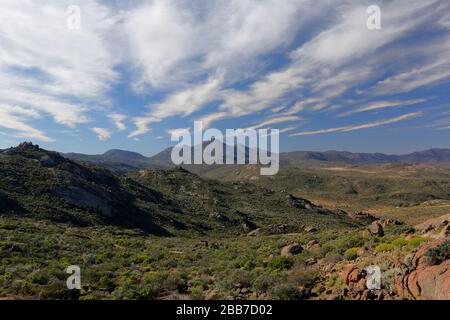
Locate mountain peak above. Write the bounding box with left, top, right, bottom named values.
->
left=102, top=149, right=146, bottom=160
left=2, top=142, right=42, bottom=155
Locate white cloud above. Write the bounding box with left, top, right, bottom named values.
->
left=166, top=128, right=190, bottom=137
left=291, top=112, right=422, bottom=136
left=0, top=0, right=118, bottom=140
left=340, top=99, right=427, bottom=117
left=91, top=127, right=112, bottom=141
left=129, top=73, right=223, bottom=137
left=196, top=112, right=229, bottom=129
left=0, top=105, right=53, bottom=142
left=251, top=115, right=303, bottom=129
left=123, top=0, right=318, bottom=90
left=109, top=113, right=127, bottom=131
left=195, top=1, right=447, bottom=127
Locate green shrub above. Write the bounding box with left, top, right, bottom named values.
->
left=407, top=237, right=429, bottom=248
left=268, top=283, right=302, bottom=300
left=267, top=256, right=293, bottom=272
left=374, top=243, right=394, bottom=253
left=29, top=271, right=49, bottom=285
left=425, top=240, right=450, bottom=265
left=343, top=247, right=359, bottom=260
left=391, top=238, right=408, bottom=247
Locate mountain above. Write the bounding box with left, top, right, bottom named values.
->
left=0, top=142, right=358, bottom=236
left=398, top=148, right=450, bottom=163
left=64, top=149, right=162, bottom=172
left=281, top=149, right=450, bottom=165
left=63, top=145, right=450, bottom=171
left=63, top=141, right=255, bottom=171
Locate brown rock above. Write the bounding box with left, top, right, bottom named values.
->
left=306, top=240, right=321, bottom=251
left=348, top=268, right=365, bottom=283
left=361, top=229, right=371, bottom=238
left=341, top=265, right=356, bottom=285
left=412, top=238, right=445, bottom=267
left=441, top=224, right=450, bottom=238
left=204, top=290, right=219, bottom=300
left=394, top=275, right=409, bottom=299
left=355, top=278, right=366, bottom=292
left=408, top=260, right=450, bottom=300
left=360, top=290, right=373, bottom=300
left=396, top=238, right=450, bottom=300
left=368, top=221, right=384, bottom=236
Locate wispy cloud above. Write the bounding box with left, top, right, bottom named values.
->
left=91, top=127, right=112, bottom=141
left=339, top=99, right=427, bottom=117
left=0, top=1, right=118, bottom=141
left=109, top=113, right=127, bottom=131
left=251, top=115, right=303, bottom=129
left=1, top=1, right=449, bottom=147
left=291, top=112, right=422, bottom=136
left=129, top=73, right=223, bottom=137
left=0, top=105, right=53, bottom=142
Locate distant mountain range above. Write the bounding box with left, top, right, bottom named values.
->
left=280, top=148, right=450, bottom=165
left=63, top=146, right=450, bottom=170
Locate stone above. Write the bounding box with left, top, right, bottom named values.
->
left=204, top=290, right=219, bottom=300
left=341, top=265, right=357, bottom=285
left=305, top=226, right=318, bottom=233
left=395, top=239, right=450, bottom=300
left=348, top=268, right=365, bottom=283
left=355, top=278, right=367, bottom=292
left=368, top=221, right=384, bottom=236
left=306, top=240, right=320, bottom=250
left=247, top=228, right=261, bottom=237
left=281, top=243, right=303, bottom=257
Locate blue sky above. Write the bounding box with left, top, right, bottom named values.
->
left=0, top=0, right=449, bottom=156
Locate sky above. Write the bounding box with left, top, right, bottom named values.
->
left=0, top=0, right=449, bottom=156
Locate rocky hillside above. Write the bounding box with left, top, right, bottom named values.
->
left=0, top=143, right=360, bottom=236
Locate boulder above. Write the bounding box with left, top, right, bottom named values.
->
left=354, top=278, right=367, bottom=292
left=306, top=240, right=320, bottom=251
left=247, top=228, right=261, bottom=237
left=367, top=221, right=384, bottom=237
left=441, top=224, right=450, bottom=238
left=204, top=290, right=219, bottom=300
left=281, top=243, right=303, bottom=257
left=412, top=238, right=445, bottom=268
left=341, top=265, right=357, bottom=285
left=407, top=260, right=450, bottom=300
left=348, top=268, right=365, bottom=283
left=396, top=238, right=450, bottom=300
left=305, top=226, right=318, bottom=233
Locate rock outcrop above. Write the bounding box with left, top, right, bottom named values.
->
left=281, top=243, right=303, bottom=257
left=395, top=238, right=450, bottom=300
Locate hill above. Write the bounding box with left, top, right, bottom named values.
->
left=64, top=145, right=450, bottom=171
left=1, top=143, right=358, bottom=235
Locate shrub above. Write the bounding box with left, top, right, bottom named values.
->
left=407, top=237, right=429, bottom=248
left=29, top=271, right=49, bottom=285
left=343, top=247, right=359, bottom=260
left=425, top=240, right=450, bottom=265
left=374, top=243, right=394, bottom=253
left=252, top=274, right=279, bottom=293
left=391, top=238, right=408, bottom=247
left=268, top=283, right=302, bottom=300
left=267, top=256, right=293, bottom=272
